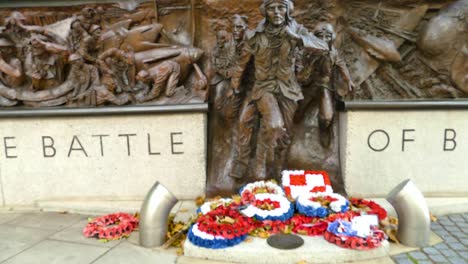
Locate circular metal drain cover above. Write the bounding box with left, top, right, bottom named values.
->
left=267, top=233, right=304, bottom=250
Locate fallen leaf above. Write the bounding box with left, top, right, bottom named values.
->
left=430, top=213, right=437, bottom=222
left=195, top=196, right=205, bottom=206
left=244, top=237, right=254, bottom=243
left=179, top=208, right=189, bottom=213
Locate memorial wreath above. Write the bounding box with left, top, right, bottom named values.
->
left=296, top=192, right=349, bottom=218
left=189, top=205, right=254, bottom=248
left=83, top=212, right=139, bottom=241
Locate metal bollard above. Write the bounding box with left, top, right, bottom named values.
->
left=386, top=179, right=430, bottom=247
left=139, top=181, right=178, bottom=248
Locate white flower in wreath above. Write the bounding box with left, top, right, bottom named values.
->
left=198, top=198, right=233, bottom=215
left=240, top=181, right=285, bottom=196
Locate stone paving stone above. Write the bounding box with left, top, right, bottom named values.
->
left=435, top=243, right=450, bottom=250
left=422, top=246, right=440, bottom=255
left=449, top=215, right=465, bottom=222
left=0, top=213, right=23, bottom=224
left=463, top=213, right=468, bottom=221
left=444, top=236, right=460, bottom=243
left=417, top=261, right=433, bottom=264
left=460, top=239, right=468, bottom=247
left=451, top=232, right=468, bottom=239
left=409, top=251, right=428, bottom=260
left=0, top=225, right=55, bottom=262
left=441, top=248, right=459, bottom=258
left=432, top=224, right=445, bottom=231
left=458, top=250, right=468, bottom=260
left=456, top=222, right=468, bottom=229
left=448, top=257, right=466, bottom=264
left=437, top=230, right=451, bottom=237
left=440, top=220, right=456, bottom=226
left=446, top=226, right=462, bottom=233
left=2, top=239, right=108, bottom=264
left=7, top=212, right=85, bottom=231
left=49, top=219, right=122, bottom=248
left=92, top=241, right=177, bottom=264
left=429, top=254, right=449, bottom=263
left=448, top=242, right=467, bottom=251
left=394, top=258, right=414, bottom=264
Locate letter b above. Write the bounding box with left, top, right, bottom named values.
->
left=42, top=136, right=56, bottom=157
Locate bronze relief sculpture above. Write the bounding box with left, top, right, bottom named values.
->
left=0, top=4, right=208, bottom=107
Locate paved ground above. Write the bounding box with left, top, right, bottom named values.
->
left=392, top=213, right=468, bottom=264
left=0, top=209, right=466, bottom=263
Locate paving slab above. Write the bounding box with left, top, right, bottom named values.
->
left=92, top=241, right=177, bottom=264
left=49, top=219, right=122, bottom=248
left=7, top=212, right=85, bottom=231
left=0, top=225, right=55, bottom=262
left=0, top=213, right=23, bottom=224
left=2, top=239, right=108, bottom=264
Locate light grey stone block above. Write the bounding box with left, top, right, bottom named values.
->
left=429, top=254, right=448, bottom=263
left=448, top=257, right=466, bottom=264
left=441, top=249, right=458, bottom=258
left=0, top=213, right=23, bottom=224
left=0, top=225, right=55, bottom=262
left=408, top=251, right=428, bottom=260
left=2, top=239, right=108, bottom=264
left=448, top=242, right=466, bottom=251
left=422, top=247, right=440, bottom=255
left=435, top=243, right=449, bottom=250
left=7, top=212, right=85, bottom=231
left=0, top=113, right=207, bottom=206
left=93, top=241, right=177, bottom=264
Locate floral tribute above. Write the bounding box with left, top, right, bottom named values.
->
left=296, top=192, right=349, bottom=218
left=349, top=198, right=388, bottom=221
left=83, top=212, right=139, bottom=241
left=281, top=170, right=333, bottom=200
left=188, top=205, right=254, bottom=249
left=186, top=176, right=388, bottom=250
left=197, top=198, right=235, bottom=215
left=241, top=193, right=294, bottom=221
left=324, top=219, right=387, bottom=250
left=239, top=180, right=285, bottom=196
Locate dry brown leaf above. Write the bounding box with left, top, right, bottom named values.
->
left=195, top=196, right=205, bottom=206
left=430, top=213, right=438, bottom=222
left=244, top=237, right=254, bottom=243
left=386, top=229, right=399, bottom=244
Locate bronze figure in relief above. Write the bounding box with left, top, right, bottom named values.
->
left=229, top=0, right=329, bottom=183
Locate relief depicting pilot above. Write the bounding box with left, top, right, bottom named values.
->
left=229, top=0, right=329, bottom=182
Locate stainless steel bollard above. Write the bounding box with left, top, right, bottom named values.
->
left=386, top=179, right=430, bottom=247
left=139, top=181, right=178, bottom=248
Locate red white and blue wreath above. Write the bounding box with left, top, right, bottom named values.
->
left=296, top=192, right=349, bottom=218
left=188, top=205, right=254, bottom=249
left=282, top=170, right=333, bottom=200
left=239, top=180, right=285, bottom=196
left=324, top=217, right=387, bottom=250
left=241, top=193, right=294, bottom=221
left=197, top=198, right=235, bottom=215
